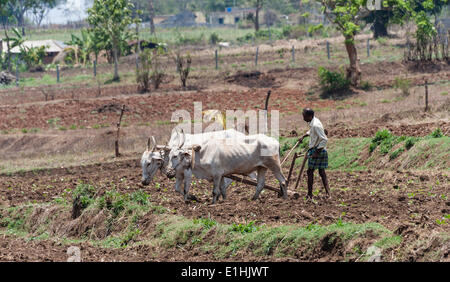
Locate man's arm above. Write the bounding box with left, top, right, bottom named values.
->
left=298, top=131, right=310, bottom=143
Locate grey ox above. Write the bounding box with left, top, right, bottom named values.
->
left=166, top=131, right=288, bottom=204
left=141, top=129, right=256, bottom=201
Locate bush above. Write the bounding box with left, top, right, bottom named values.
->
left=290, top=25, right=309, bottom=38
left=360, top=81, right=373, bottom=91
left=237, top=32, right=255, bottom=43
left=174, top=51, right=192, bottom=88
left=209, top=32, right=221, bottom=45
left=231, top=221, right=259, bottom=234
left=372, top=129, right=393, bottom=144
left=176, top=32, right=205, bottom=45
left=370, top=129, right=399, bottom=155
left=318, top=67, right=350, bottom=95
left=20, top=45, right=46, bottom=71
left=255, top=29, right=282, bottom=40
left=394, top=77, right=411, bottom=96
left=136, top=47, right=166, bottom=92
left=404, top=137, right=416, bottom=150
left=72, top=183, right=96, bottom=209
left=430, top=128, right=443, bottom=138
left=282, top=25, right=292, bottom=38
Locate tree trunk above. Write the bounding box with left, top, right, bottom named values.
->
left=18, top=0, right=26, bottom=36
left=255, top=7, right=260, bottom=32
left=20, top=13, right=26, bottom=36
left=149, top=0, right=156, bottom=34
left=344, top=35, right=361, bottom=86
left=372, top=11, right=389, bottom=39
left=3, top=22, right=11, bottom=72
left=113, top=44, right=119, bottom=81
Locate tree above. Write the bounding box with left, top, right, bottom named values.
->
left=0, top=1, right=20, bottom=71
left=363, top=10, right=391, bottom=38
left=149, top=0, right=156, bottom=34
left=364, top=0, right=449, bottom=39
left=29, top=0, right=61, bottom=28
left=88, top=0, right=137, bottom=81
left=247, top=0, right=265, bottom=31
left=316, top=0, right=374, bottom=86
left=400, top=0, right=449, bottom=61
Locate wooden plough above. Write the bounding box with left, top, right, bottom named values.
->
left=226, top=148, right=306, bottom=199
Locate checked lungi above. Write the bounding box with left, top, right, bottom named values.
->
left=307, top=148, right=328, bottom=170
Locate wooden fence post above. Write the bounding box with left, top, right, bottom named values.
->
left=291, top=45, right=295, bottom=63
left=115, top=105, right=126, bottom=157
left=425, top=80, right=429, bottom=112
left=56, top=64, right=60, bottom=83
left=326, top=41, right=330, bottom=60
left=215, top=49, right=218, bottom=70
left=15, top=61, right=19, bottom=86
left=367, top=39, right=370, bottom=57
left=255, top=46, right=259, bottom=67
left=94, top=60, right=97, bottom=77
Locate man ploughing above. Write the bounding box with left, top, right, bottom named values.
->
left=298, top=108, right=331, bottom=200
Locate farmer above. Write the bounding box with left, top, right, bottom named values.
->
left=298, top=108, right=331, bottom=200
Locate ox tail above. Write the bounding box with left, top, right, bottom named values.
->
left=191, top=148, right=195, bottom=170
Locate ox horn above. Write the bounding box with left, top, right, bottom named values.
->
left=147, top=137, right=151, bottom=151
left=151, top=136, right=157, bottom=151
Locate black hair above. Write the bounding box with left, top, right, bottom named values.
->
left=302, top=108, right=314, bottom=117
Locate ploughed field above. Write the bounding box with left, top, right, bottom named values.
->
left=0, top=156, right=448, bottom=262
left=0, top=35, right=449, bottom=261
left=2, top=159, right=449, bottom=229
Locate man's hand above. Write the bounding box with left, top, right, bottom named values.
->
left=298, top=134, right=308, bottom=144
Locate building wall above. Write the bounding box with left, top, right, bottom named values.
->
left=195, top=12, right=206, bottom=24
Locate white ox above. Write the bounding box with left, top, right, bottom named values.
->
left=166, top=132, right=288, bottom=204
left=141, top=129, right=255, bottom=201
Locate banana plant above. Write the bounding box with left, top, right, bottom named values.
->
left=65, top=29, right=93, bottom=65
left=7, top=27, right=25, bottom=49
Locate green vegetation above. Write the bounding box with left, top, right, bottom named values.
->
left=327, top=138, right=371, bottom=170
left=369, top=129, right=400, bottom=155
left=157, top=215, right=396, bottom=260
left=280, top=130, right=449, bottom=171
left=136, top=46, right=166, bottom=92
left=430, top=128, right=444, bottom=138
left=318, top=67, right=350, bottom=97
left=193, top=217, right=217, bottom=229
left=87, top=0, right=137, bottom=81
left=231, top=221, right=260, bottom=234
left=72, top=182, right=96, bottom=209
left=390, top=147, right=405, bottom=160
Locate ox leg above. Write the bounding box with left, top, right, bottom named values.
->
left=212, top=176, right=222, bottom=204
left=174, top=176, right=184, bottom=197
left=221, top=177, right=233, bottom=200
left=183, top=169, right=192, bottom=202
left=272, top=164, right=288, bottom=199
left=252, top=167, right=267, bottom=201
